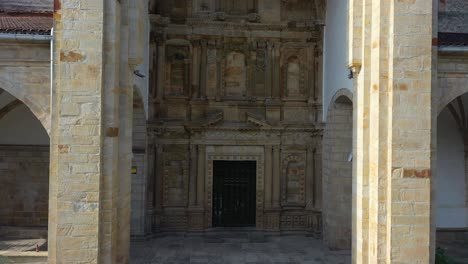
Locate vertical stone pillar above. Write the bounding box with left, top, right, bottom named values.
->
left=50, top=0, right=132, bottom=263
left=349, top=0, right=435, bottom=263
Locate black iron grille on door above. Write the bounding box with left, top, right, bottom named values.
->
left=212, top=160, right=256, bottom=227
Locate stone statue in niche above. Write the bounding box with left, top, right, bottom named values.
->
left=282, top=154, right=306, bottom=205
left=163, top=153, right=188, bottom=206
left=285, top=56, right=304, bottom=98
left=224, top=51, right=246, bottom=96
left=165, top=46, right=189, bottom=97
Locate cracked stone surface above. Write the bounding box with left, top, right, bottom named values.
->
left=130, top=234, right=351, bottom=264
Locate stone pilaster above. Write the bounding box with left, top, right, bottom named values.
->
left=156, top=40, right=165, bottom=101
left=350, top=0, right=435, bottom=263
left=465, top=151, right=468, bottom=207
left=188, top=144, right=204, bottom=231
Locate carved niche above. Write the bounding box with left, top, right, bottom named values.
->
left=223, top=51, right=247, bottom=96
left=281, top=0, right=315, bottom=22
left=162, top=147, right=189, bottom=207
left=253, top=42, right=266, bottom=96
left=281, top=48, right=309, bottom=99
left=216, top=0, right=257, bottom=15
left=281, top=152, right=306, bottom=205
left=156, top=0, right=188, bottom=23
left=165, top=45, right=190, bottom=97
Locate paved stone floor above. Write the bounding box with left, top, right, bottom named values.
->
left=130, top=233, right=351, bottom=264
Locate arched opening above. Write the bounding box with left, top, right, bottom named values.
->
left=322, top=91, right=353, bottom=250
left=436, top=94, right=468, bottom=263
left=0, top=87, right=50, bottom=254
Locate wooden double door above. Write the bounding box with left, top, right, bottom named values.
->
left=212, top=160, right=256, bottom=227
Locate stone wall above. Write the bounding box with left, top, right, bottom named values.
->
left=0, top=145, right=49, bottom=227
left=322, top=92, right=353, bottom=250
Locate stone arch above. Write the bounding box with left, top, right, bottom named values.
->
left=322, top=88, right=353, bottom=250
left=0, top=86, right=50, bottom=251
left=0, top=78, right=50, bottom=134
left=438, top=86, right=468, bottom=115
left=434, top=92, right=468, bottom=260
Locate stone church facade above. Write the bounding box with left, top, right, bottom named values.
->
left=148, top=0, right=324, bottom=234
left=0, top=0, right=467, bottom=263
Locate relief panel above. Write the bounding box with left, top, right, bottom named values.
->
left=281, top=152, right=306, bottom=206
left=163, top=149, right=189, bottom=207
left=224, top=51, right=247, bottom=96
left=165, top=45, right=190, bottom=97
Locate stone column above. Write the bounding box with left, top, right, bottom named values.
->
left=199, top=40, right=208, bottom=99
left=153, top=144, right=163, bottom=232
left=189, top=145, right=198, bottom=207
left=188, top=144, right=203, bottom=230
left=264, top=145, right=280, bottom=231
left=308, top=44, right=316, bottom=103
left=272, top=43, right=281, bottom=98
left=265, top=42, right=273, bottom=98
left=192, top=41, right=201, bottom=98
left=272, top=145, right=281, bottom=208
left=156, top=40, right=165, bottom=101
left=349, top=0, right=435, bottom=263
left=306, top=146, right=314, bottom=210
left=145, top=139, right=156, bottom=237
left=465, top=151, right=468, bottom=207
left=264, top=145, right=273, bottom=208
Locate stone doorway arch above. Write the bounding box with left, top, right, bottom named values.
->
left=0, top=87, right=50, bottom=257
left=435, top=93, right=468, bottom=262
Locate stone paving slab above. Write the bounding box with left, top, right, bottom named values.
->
left=130, top=235, right=351, bottom=264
